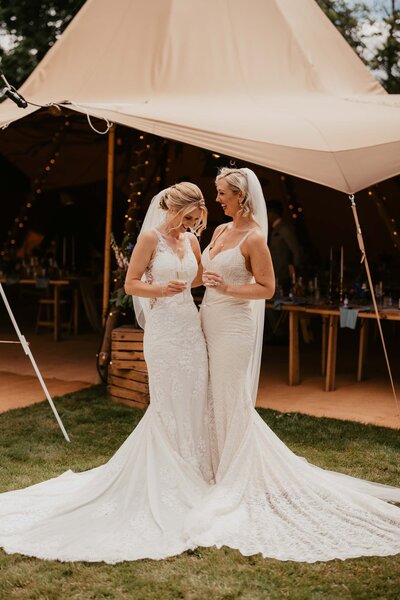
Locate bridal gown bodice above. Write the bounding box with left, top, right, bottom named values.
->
left=188, top=235, right=400, bottom=563
left=201, top=237, right=257, bottom=475
left=0, top=230, right=212, bottom=563
left=202, top=238, right=253, bottom=308
left=142, top=231, right=212, bottom=478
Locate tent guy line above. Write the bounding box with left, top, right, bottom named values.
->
left=349, top=194, right=400, bottom=422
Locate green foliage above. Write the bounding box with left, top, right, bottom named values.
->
left=109, top=232, right=138, bottom=312
left=0, top=0, right=86, bottom=87
left=109, top=284, right=133, bottom=311
left=368, top=1, right=400, bottom=93
left=318, top=0, right=400, bottom=92
left=0, top=387, right=399, bottom=599
left=316, top=0, right=370, bottom=56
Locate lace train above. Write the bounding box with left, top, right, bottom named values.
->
left=0, top=231, right=212, bottom=562
left=190, top=240, right=400, bottom=562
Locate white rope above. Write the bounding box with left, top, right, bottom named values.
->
left=86, top=112, right=113, bottom=135
left=65, top=102, right=113, bottom=135
left=349, top=194, right=400, bottom=422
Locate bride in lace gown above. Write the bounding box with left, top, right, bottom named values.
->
left=186, top=167, right=400, bottom=563
left=0, top=182, right=213, bottom=563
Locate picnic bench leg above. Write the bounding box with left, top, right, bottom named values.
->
left=288, top=311, right=300, bottom=385
left=325, top=315, right=338, bottom=391
left=73, top=288, right=79, bottom=336
left=321, top=315, right=328, bottom=376
left=54, top=285, right=60, bottom=342
left=357, top=319, right=369, bottom=382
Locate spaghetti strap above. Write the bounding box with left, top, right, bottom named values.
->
left=209, top=224, right=229, bottom=249
left=183, top=232, right=192, bottom=249
left=235, top=229, right=255, bottom=248
left=153, top=229, right=169, bottom=253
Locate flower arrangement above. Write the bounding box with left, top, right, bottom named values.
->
left=109, top=232, right=136, bottom=311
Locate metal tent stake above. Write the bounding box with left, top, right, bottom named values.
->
left=0, top=283, right=70, bottom=442
left=349, top=195, right=400, bottom=421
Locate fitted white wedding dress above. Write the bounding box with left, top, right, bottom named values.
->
left=0, top=231, right=213, bottom=563
left=184, top=233, right=400, bottom=563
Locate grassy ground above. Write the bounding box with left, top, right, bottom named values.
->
left=0, top=385, right=399, bottom=600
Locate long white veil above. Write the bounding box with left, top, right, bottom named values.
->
left=132, top=190, right=167, bottom=329
left=240, top=170, right=400, bottom=500
left=241, top=168, right=269, bottom=406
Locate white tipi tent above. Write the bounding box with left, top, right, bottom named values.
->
left=0, top=0, right=399, bottom=194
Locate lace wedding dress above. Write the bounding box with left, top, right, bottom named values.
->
left=184, top=233, right=400, bottom=563
left=0, top=231, right=213, bottom=563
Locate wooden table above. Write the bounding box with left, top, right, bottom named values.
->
left=266, top=302, right=400, bottom=392
left=1, top=277, right=79, bottom=342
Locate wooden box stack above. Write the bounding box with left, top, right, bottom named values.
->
left=107, top=325, right=150, bottom=409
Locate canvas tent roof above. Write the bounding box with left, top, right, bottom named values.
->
left=0, top=0, right=399, bottom=193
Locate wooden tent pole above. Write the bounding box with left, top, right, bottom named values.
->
left=102, top=124, right=116, bottom=324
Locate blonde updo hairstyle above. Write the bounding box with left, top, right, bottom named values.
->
left=159, top=182, right=207, bottom=236
left=216, top=167, right=253, bottom=217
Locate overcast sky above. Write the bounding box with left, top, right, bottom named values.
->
left=347, top=0, right=396, bottom=17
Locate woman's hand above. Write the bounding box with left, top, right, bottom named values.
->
left=161, top=280, right=187, bottom=297
left=202, top=271, right=227, bottom=294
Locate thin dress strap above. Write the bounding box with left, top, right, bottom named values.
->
left=153, top=229, right=168, bottom=250
left=209, top=224, right=229, bottom=249
left=234, top=228, right=255, bottom=248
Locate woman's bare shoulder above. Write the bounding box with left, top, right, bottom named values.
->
left=244, top=227, right=268, bottom=251
left=138, top=230, right=159, bottom=245
left=211, top=223, right=229, bottom=239
left=185, top=231, right=200, bottom=247
left=248, top=227, right=265, bottom=241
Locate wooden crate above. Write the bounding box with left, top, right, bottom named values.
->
left=107, top=325, right=150, bottom=409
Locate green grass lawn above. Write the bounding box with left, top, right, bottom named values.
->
left=0, top=385, right=399, bottom=600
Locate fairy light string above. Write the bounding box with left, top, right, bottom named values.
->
left=279, top=174, right=304, bottom=222
left=367, top=185, right=400, bottom=252
left=1, top=118, right=70, bottom=260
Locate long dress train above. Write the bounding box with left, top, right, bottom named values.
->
left=0, top=231, right=212, bottom=563
left=185, top=235, right=400, bottom=563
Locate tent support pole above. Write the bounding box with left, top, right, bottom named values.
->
left=0, top=284, right=70, bottom=442
left=349, top=194, right=400, bottom=421
left=102, top=124, right=116, bottom=324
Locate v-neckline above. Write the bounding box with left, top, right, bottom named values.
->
left=156, top=230, right=188, bottom=261
left=207, top=226, right=257, bottom=261
left=208, top=246, right=239, bottom=262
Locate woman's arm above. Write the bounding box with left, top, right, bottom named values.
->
left=124, top=231, right=186, bottom=298
left=203, top=231, right=275, bottom=299
left=188, top=233, right=204, bottom=288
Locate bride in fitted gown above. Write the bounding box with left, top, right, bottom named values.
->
left=0, top=182, right=213, bottom=563
left=186, top=167, right=400, bottom=563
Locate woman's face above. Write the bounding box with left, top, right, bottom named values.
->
left=168, top=206, right=202, bottom=234
left=216, top=178, right=241, bottom=218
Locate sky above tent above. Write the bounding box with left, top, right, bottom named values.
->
left=348, top=0, right=393, bottom=15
